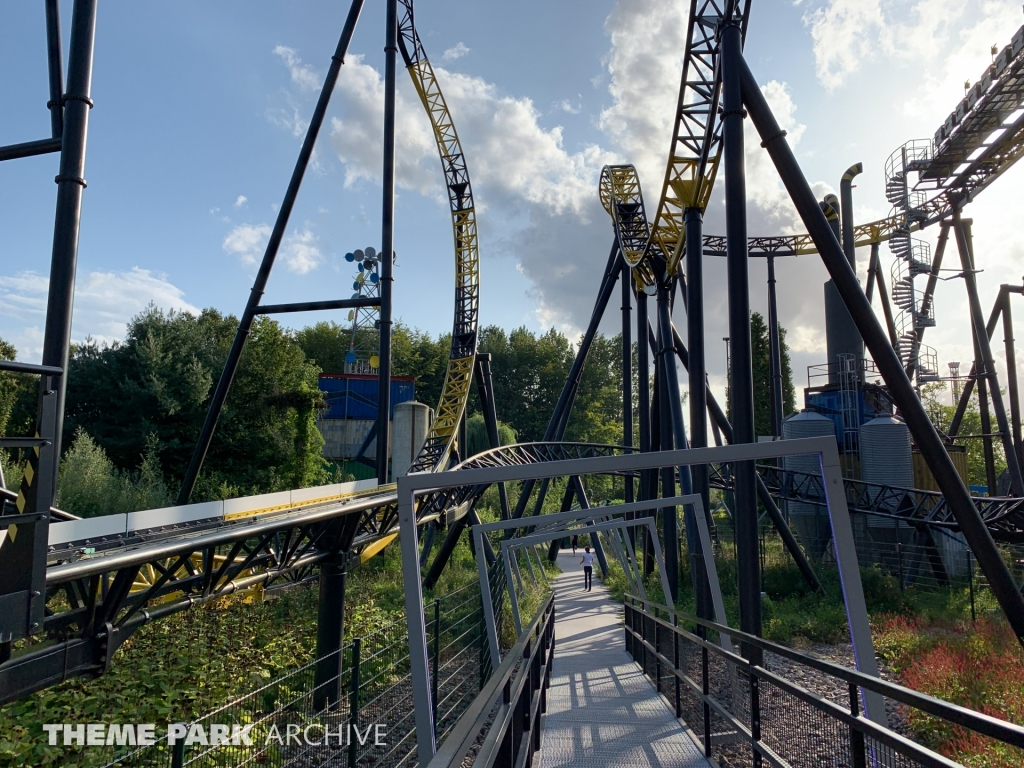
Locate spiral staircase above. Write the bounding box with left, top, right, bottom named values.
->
left=884, top=140, right=941, bottom=383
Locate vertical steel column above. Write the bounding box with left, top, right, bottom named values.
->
left=766, top=255, right=784, bottom=436
left=44, top=0, right=65, bottom=139
left=1002, top=291, right=1023, bottom=465
left=953, top=213, right=1024, bottom=496
left=722, top=19, right=761, bottom=656
left=376, top=0, right=399, bottom=484
left=475, top=354, right=510, bottom=519
left=656, top=328, right=678, bottom=602
left=38, top=0, right=97, bottom=491
left=686, top=208, right=714, bottom=618
left=178, top=0, right=365, bottom=503
left=622, top=268, right=635, bottom=545
left=738, top=53, right=1024, bottom=642
left=865, top=242, right=879, bottom=303
left=313, top=561, right=347, bottom=710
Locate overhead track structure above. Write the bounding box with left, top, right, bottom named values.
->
left=398, top=0, right=480, bottom=474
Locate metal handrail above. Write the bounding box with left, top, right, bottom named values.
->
left=624, top=594, right=1024, bottom=750
left=427, top=594, right=555, bottom=768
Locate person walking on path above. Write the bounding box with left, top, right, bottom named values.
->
left=580, top=546, right=595, bottom=591
left=571, top=534, right=578, bottom=554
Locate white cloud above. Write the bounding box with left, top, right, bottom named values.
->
left=557, top=99, right=581, bottom=115
left=223, top=223, right=271, bottom=265
left=442, top=42, right=470, bottom=62
left=273, top=45, right=321, bottom=91
left=233, top=195, right=247, bottom=208
left=283, top=228, right=323, bottom=274
left=0, top=268, right=199, bottom=355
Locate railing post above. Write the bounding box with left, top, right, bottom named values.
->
left=347, top=638, right=362, bottom=768
left=432, top=598, right=441, bottom=737
left=673, top=613, right=681, bottom=718
left=655, top=610, right=662, bottom=692
left=849, top=681, right=867, bottom=768
left=896, top=518, right=905, bottom=591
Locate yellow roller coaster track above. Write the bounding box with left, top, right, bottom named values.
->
left=398, top=0, right=480, bottom=474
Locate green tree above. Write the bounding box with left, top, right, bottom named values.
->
left=65, top=307, right=328, bottom=501
left=921, top=383, right=1006, bottom=488
left=464, top=412, right=517, bottom=457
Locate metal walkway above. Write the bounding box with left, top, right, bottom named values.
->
left=537, top=553, right=712, bottom=768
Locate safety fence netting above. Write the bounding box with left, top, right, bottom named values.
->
left=87, top=569, right=508, bottom=768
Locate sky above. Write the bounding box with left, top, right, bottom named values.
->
left=2, top=0, right=1024, bottom=419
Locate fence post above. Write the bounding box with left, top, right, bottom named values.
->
left=749, top=672, right=761, bottom=768
left=896, top=519, right=905, bottom=591
left=968, top=550, right=976, bottom=623
left=849, top=681, right=867, bottom=768
left=347, top=637, right=362, bottom=768
left=171, top=735, right=185, bottom=768
left=702, top=641, right=711, bottom=756
left=432, top=598, right=441, bottom=737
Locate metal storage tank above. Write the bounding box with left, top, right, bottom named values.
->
left=860, top=415, right=913, bottom=530
left=393, top=401, right=432, bottom=478
left=783, top=410, right=836, bottom=560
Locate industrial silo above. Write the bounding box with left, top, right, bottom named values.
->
left=783, top=410, right=836, bottom=560
left=859, top=415, right=913, bottom=569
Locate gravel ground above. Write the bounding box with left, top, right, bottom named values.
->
left=710, top=643, right=912, bottom=768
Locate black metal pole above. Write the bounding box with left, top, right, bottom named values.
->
left=839, top=164, right=862, bottom=269
left=38, top=0, right=97, bottom=495
left=739, top=52, right=1024, bottom=642
left=954, top=214, right=1024, bottom=495
left=656, top=293, right=679, bottom=603
left=766, top=255, right=784, bottom=436
left=722, top=19, right=761, bottom=657
left=686, top=208, right=714, bottom=617
left=1003, top=291, right=1023, bottom=466
left=178, top=0, right=365, bottom=504
left=475, top=354, right=511, bottom=519
left=865, top=243, right=879, bottom=303
left=511, top=245, right=622, bottom=519
left=622, top=266, right=635, bottom=545
left=636, top=286, right=654, bottom=576
left=44, top=0, right=65, bottom=139
left=314, top=561, right=347, bottom=710
left=376, top=0, right=399, bottom=484
left=949, top=293, right=1006, bottom=438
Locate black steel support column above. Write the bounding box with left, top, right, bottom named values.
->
left=722, top=20, right=761, bottom=656
left=38, top=0, right=97, bottom=492
left=1003, top=291, right=1023, bottom=465
left=475, top=354, right=511, bottom=519
left=314, top=561, right=347, bottom=710
left=656, top=290, right=679, bottom=603
left=376, top=0, right=399, bottom=484
left=511, top=244, right=622, bottom=519
left=738, top=52, right=1024, bottom=642
left=953, top=214, right=1024, bottom=496
left=44, top=0, right=65, bottom=139
left=177, top=0, right=365, bottom=503
left=622, top=266, right=635, bottom=545
left=865, top=243, right=879, bottom=303
left=636, top=287, right=654, bottom=576
left=686, top=208, right=714, bottom=617
left=766, top=255, right=784, bottom=436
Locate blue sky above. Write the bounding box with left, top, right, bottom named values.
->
left=3, top=0, right=1024, bottom=411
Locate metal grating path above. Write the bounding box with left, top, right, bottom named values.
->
left=537, top=553, right=712, bottom=768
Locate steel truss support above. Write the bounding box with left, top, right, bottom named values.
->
left=737, top=51, right=1024, bottom=643
left=177, top=0, right=365, bottom=504
left=952, top=214, right=1024, bottom=496
left=510, top=244, right=623, bottom=520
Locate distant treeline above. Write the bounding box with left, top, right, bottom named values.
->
left=0, top=306, right=793, bottom=514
